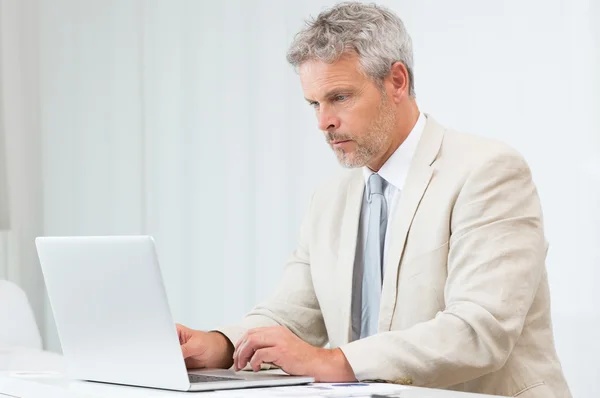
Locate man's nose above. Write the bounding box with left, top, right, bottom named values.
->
left=317, top=107, right=341, bottom=132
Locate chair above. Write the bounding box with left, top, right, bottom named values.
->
left=0, top=279, right=42, bottom=349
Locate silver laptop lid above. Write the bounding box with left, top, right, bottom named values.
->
left=36, top=236, right=190, bottom=391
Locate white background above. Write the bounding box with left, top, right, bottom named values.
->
left=1, top=0, right=598, bottom=396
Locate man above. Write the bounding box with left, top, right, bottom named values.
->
left=177, top=3, right=571, bottom=397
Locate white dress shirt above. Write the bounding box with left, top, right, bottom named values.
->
left=351, top=112, right=426, bottom=340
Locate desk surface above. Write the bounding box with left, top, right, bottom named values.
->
left=0, top=347, right=505, bottom=398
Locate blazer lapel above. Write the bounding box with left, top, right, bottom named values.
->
left=335, top=170, right=365, bottom=345
left=379, top=116, right=445, bottom=331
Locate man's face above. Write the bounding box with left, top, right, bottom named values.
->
left=299, top=53, right=396, bottom=168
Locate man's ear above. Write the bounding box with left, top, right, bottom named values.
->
left=388, top=62, right=410, bottom=103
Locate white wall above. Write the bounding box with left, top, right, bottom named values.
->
left=0, top=0, right=45, bottom=332
left=37, top=0, right=598, bottom=396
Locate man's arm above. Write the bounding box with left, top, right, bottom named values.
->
left=340, top=150, right=547, bottom=387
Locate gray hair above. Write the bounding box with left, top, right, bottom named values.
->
left=287, top=2, right=415, bottom=97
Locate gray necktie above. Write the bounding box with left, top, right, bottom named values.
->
left=360, top=173, right=388, bottom=338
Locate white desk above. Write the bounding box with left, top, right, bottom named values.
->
left=0, top=347, right=505, bottom=398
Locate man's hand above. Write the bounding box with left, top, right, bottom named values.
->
left=176, top=324, right=234, bottom=369
left=233, top=326, right=357, bottom=382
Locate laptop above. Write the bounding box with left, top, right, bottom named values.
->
left=35, top=235, right=314, bottom=392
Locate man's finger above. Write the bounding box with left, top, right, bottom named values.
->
left=234, top=333, right=276, bottom=371
left=233, top=331, right=251, bottom=370
left=234, top=327, right=286, bottom=370
left=181, top=342, right=192, bottom=359
left=235, top=334, right=267, bottom=371
left=249, top=348, right=279, bottom=372
left=176, top=324, right=190, bottom=344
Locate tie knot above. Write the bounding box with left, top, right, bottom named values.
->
left=368, top=173, right=385, bottom=197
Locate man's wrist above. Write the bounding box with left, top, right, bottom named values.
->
left=315, top=347, right=357, bottom=382
left=208, top=331, right=235, bottom=369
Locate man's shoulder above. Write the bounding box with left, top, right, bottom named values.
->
left=438, top=124, right=529, bottom=172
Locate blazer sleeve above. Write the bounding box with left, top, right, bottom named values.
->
left=216, top=193, right=328, bottom=349
left=339, top=150, right=547, bottom=387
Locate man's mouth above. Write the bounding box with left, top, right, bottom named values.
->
left=331, top=139, right=351, bottom=147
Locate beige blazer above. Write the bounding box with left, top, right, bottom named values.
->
left=219, top=116, right=571, bottom=398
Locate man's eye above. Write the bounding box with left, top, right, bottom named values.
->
left=334, top=95, right=348, bottom=102
left=309, top=101, right=320, bottom=109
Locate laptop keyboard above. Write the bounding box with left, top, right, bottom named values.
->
left=189, top=374, right=242, bottom=383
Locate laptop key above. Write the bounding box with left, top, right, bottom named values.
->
left=189, top=374, right=243, bottom=383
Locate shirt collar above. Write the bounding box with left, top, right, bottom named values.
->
left=363, top=112, right=427, bottom=192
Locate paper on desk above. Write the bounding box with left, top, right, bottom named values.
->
left=212, top=382, right=408, bottom=397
